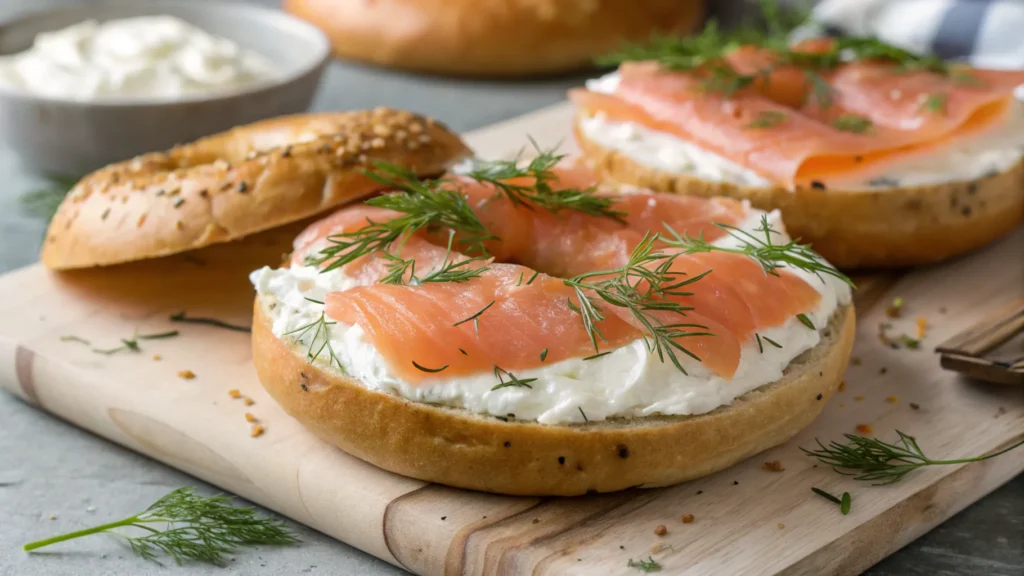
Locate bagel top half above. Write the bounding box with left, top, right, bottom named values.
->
left=41, top=108, right=471, bottom=270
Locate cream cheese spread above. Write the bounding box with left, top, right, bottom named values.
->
left=250, top=206, right=852, bottom=425
left=581, top=72, right=1024, bottom=189
left=0, top=16, right=276, bottom=100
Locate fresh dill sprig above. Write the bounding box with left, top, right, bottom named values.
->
left=921, top=92, right=949, bottom=114
left=23, top=487, right=297, bottom=566
left=283, top=311, right=345, bottom=373
left=93, top=330, right=179, bottom=355
left=491, top=366, right=537, bottom=391
left=379, top=232, right=490, bottom=286
left=169, top=311, right=251, bottom=333
left=744, top=110, right=787, bottom=129
left=664, top=214, right=854, bottom=288
left=563, top=232, right=712, bottom=374
left=310, top=161, right=494, bottom=272
left=627, top=555, right=663, bottom=572
left=803, top=430, right=1024, bottom=485
left=19, top=174, right=80, bottom=222
left=832, top=114, right=873, bottom=134
left=462, top=141, right=626, bottom=223
left=811, top=487, right=852, bottom=515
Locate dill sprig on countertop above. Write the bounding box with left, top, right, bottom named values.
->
left=23, top=487, right=298, bottom=566
left=462, top=142, right=626, bottom=223
left=803, top=430, right=1024, bottom=485
left=664, top=214, right=854, bottom=288
left=562, top=232, right=712, bottom=375
left=309, top=161, right=495, bottom=272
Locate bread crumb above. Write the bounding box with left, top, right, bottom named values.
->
left=177, top=370, right=196, bottom=380
left=650, top=543, right=665, bottom=554
left=763, top=460, right=785, bottom=472
left=250, top=424, right=265, bottom=438
left=910, top=402, right=921, bottom=410
left=777, top=523, right=785, bottom=529
left=228, top=389, right=241, bottom=399
left=49, top=514, right=57, bottom=520
left=243, top=397, right=255, bottom=406
left=851, top=357, right=862, bottom=365
left=680, top=514, right=695, bottom=524
left=152, top=354, right=162, bottom=361
left=654, top=524, right=667, bottom=536
left=886, top=396, right=899, bottom=404
left=838, top=381, right=846, bottom=392
left=856, top=424, right=873, bottom=434
left=245, top=412, right=257, bottom=423
left=532, top=518, right=540, bottom=524
left=840, top=403, right=845, bottom=408
left=854, top=396, right=864, bottom=401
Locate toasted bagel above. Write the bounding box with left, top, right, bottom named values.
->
left=252, top=294, right=854, bottom=496
left=283, top=0, right=705, bottom=77
left=573, top=111, right=1024, bottom=269
left=41, top=109, right=471, bottom=270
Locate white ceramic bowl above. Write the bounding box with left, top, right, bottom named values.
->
left=0, top=0, right=330, bottom=175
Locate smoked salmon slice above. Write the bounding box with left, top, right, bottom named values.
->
left=291, top=165, right=823, bottom=383
left=572, top=55, right=1024, bottom=187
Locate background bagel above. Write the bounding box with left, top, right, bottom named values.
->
left=283, top=0, right=705, bottom=77
left=253, top=296, right=854, bottom=496
left=41, top=108, right=471, bottom=270
left=573, top=112, right=1024, bottom=269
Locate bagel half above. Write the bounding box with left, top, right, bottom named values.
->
left=42, top=109, right=471, bottom=270
left=283, top=0, right=705, bottom=77
left=574, top=113, right=1024, bottom=269
left=252, top=295, right=855, bottom=496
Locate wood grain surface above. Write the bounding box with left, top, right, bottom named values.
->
left=0, top=103, right=1022, bottom=575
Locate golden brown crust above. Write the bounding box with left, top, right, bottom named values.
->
left=41, top=109, right=471, bottom=270
left=574, top=112, right=1024, bottom=269
left=283, top=0, right=704, bottom=77
left=252, top=296, right=855, bottom=496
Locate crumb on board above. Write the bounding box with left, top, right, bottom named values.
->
left=48, top=515, right=56, bottom=520
left=910, top=402, right=921, bottom=410
left=879, top=367, right=888, bottom=375
left=650, top=543, right=665, bottom=554
left=886, top=396, right=899, bottom=404
left=838, top=381, right=846, bottom=392
left=840, top=403, right=845, bottom=408
left=763, top=460, right=785, bottom=472
left=250, top=424, right=265, bottom=438
left=152, top=354, right=162, bottom=361
left=532, top=518, right=540, bottom=524
left=855, top=396, right=864, bottom=401
left=856, top=424, right=873, bottom=434
left=243, top=397, right=255, bottom=406
left=177, top=370, right=196, bottom=380
left=245, top=412, right=257, bottom=423
left=654, top=525, right=667, bottom=536
left=681, top=514, right=695, bottom=524
left=228, top=389, right=242, bottom=399
left=916, top=316, right=928, bottom=339
left=851, top=357, right=862, bottom=365
left=885, top=297, right=904, bottom=318
left=777, top=523, right=785, bottom=530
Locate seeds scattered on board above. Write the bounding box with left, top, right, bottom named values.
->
left=680, top=514, right=695, bottom=524
left=763, top=460, right=785, bottom=472
left=653, top=524, right=667, bottom=536
left=886, top=396, right=899, bottom=404
left=250, top=424, right=265, bottom=438
left=177, top=370, right=196, bottom=380
left=856, top=424, right=873, bottom=434
left=243, top=397, right=255, bottom=406
left=228, top=389, right=242, bottom=399
left=245, top=412, right=257, bottom=423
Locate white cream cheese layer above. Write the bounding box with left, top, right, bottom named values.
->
left=582, top=73, right=1024, bottom=189
left=251, top=207, right=851, bottom=425
left=0, top=16, right=276, bottom=101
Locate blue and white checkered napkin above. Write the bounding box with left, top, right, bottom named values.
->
left=802, top=0, right=1024, bottom=69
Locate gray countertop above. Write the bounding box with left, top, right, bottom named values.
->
left=1, top=1, right=1021, bottom=575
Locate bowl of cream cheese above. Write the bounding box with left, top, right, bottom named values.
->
left=0, top=0, right=330, bottom=175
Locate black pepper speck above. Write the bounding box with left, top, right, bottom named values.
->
left=816, top=394, right=823, bottom=400
left=811, top=181, right=827, bottom=190
left=558, top=456, right=565, bottom=465
left=617, top=445, right=629, bottom=459
left=503, top=441, right=511, bottom=448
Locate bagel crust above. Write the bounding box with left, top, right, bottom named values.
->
left=41, top=109, right=471, bottom=270
left=574, top=113, right=1024, bottom=269
left=283, top=0, right=704, bottom=77
left=252, top=296, right=855, bottom=496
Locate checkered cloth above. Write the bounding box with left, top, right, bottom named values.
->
left=800, top=0, right=1024, bottom=68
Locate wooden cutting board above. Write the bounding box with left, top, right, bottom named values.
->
left=1, top=103, right=1022, bottom=576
